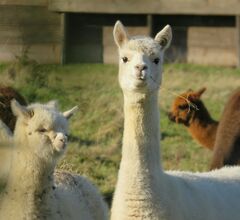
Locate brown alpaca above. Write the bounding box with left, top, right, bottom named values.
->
left=0, top=86, right=27, bottom=132
left=168, top=88, right=218, bottom=150
left=210, top=89, right=240, bottom=170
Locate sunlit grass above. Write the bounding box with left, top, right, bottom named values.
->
left=1, top=62, right=240, bottom=204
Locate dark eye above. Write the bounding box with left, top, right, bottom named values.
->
left=178, top=105, right=188, bottom=110
left=38, top=128, right=47, bottom=133
left=122, top=57, right=128, bottom=63
left=153, top=58, right=160, bottom=64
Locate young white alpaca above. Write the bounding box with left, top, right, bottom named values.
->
left=0, top=100, right=108, bottom=220
left=111, top=20, right=240, bottom=220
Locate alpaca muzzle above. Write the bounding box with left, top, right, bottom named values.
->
left=53, top=133, right=67, bottom=152
left=135, top=64, right=148, bottom=80
left=168, top=112, right=176, bottom=122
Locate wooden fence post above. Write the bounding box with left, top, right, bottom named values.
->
left=61, top=13, right=67, bottom=65
left=236, top=16, right=240, bottom=68
left=147, top=14, right=153, bottom=37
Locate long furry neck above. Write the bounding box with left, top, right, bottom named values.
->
left=8, top=148, right=55, bottom=192
left=3, top=138, right=56, bottom=219
left=111, top=91, right=164, bottom=219
left=118, top=90, right=161, bottom=197
left=188, top=102, right=219, bottom=150
left=122, top=91, right=161, bottom=171
left=192, top=101, right=216, bottom=124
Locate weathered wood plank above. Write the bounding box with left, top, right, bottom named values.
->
left=236, top=16, right=240, bottom=67
left=0, top=43, right=61, bottom=64
left=188, top=27, right=236, bottom=48
left=187, top=47, right=237, bottom=66
left=0, top=25, right=61, bottom=44
left=0, top=0, right=47, bottom=6
left=49, top=0, right=240, bottom=15
left=0, top=4, right=62, bottom=64
left=0, top=5, right=60, bottom=25
left=0, top=6, right=61, bottom=44
left=187, top=27, right=237, bottom=66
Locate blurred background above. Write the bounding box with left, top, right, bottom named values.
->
left=1, top=0, right=240, bottom=205
left=1, top=0, right=240, bottom=66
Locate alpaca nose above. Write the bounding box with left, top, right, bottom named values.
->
left=135, top=64, right=148, bottom=80
left=135, top=64, right=147, bottom=71
left=56, top=133, right=67, bottom=143
left=60, top=135, right=67, bottom=143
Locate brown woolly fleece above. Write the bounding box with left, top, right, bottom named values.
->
left=168, top=87, right=218, bottom=150
left=0, top=86, right=27, bottom=132
left=210, top=89, right=240, bottom=170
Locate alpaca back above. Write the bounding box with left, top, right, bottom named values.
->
left=166, top=166, right=240, bottom=220
left=0, top=86, right=27, bottom=132
left=54, top=170, right=108, bottom=220
left=211, top=89, right=240, bottom=169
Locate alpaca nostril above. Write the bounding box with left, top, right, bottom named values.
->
left=135, top=64, right=148, bottom=71
left=135, top=65, right=148, bottom=80
left=55, top=133, right=67, bottom=143
left=59, top=138, right=63, bottom=142
left=168, top=112, right=175, bottom=122
left=60, top=136, right=67, bottom=143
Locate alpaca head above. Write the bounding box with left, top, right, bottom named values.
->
left=168, top=87, right=206, bottom=126
left=113, top=20, right=172, bottom=95
left=11, top=100, right=78, bottom=161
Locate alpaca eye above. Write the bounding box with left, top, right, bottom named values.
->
left=178, top=105, right=188, bottom=110
left=153, top=58, right=160, bottom=64
left=122, top=57, right=129, bottom=63
left=38, top=128, right=47, bottom=133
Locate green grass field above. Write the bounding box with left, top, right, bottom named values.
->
left=1, top=62, right=240, bottom=204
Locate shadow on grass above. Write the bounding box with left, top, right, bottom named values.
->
left=161, top=131, right=178, bottom=140
left=104, top=191, right=113, bottom=208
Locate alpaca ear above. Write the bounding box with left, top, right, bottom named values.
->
left=46, top=100, right=58, bottom=110
left=113, top=20, right=129, bottom=48
left=188, top=88, right=206, bottom=101
left=196, top=87, right=206, bottom=97
left=11, top=99, right=32, bottom=118
left=63, top=106, right=78, bottom=120
left=154, top=25, right=172, bottom=51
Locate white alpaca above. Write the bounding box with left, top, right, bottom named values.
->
left=111, top=20, right=240, bottom=220
left=0, top=120, right=13, bottom=185
left=0, top=100, right=108, bottom=220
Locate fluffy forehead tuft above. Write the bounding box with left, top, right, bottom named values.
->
left=27, top=103, right=68, bottom=131
left=123, top=36, right=161, bottom=56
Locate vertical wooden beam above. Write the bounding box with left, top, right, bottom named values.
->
left=60, top=12, right=67, bottom=64
left=147, top=14, right=153, bottom=37
left=236, top=16, right=240, bottom=68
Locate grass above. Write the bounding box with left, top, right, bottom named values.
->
left=1, top=62, right=240, bottom=204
